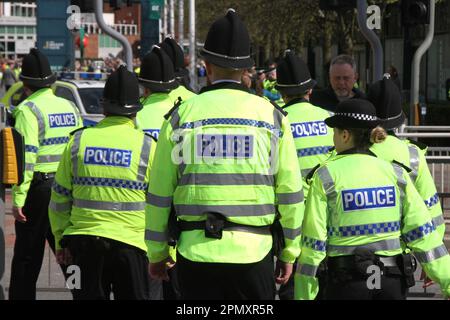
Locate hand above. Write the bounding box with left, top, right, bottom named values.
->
left=56, top=248, right=72, bottom=265
left=12, top=206, right=27, bottom=223
left=275, top=260, right=293, bottom=285
left=149, top=256, right=175, bottom=281
left=420, top=270, right=434, bottom=288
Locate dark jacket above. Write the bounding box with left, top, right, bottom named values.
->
left=311, top=86, right=366, bottom=112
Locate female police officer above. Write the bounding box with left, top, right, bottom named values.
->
left=294, top=98, right=450, bottom=300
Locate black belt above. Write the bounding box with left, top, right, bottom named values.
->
left=33, top=172, right=56, bottom=180
left=178, top=218, right=272, bottom=238
left=328, top=254, right=400, bottom=270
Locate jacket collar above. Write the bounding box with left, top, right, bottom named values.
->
left=199, top=81, right=251, bottom=94
left=282, top=97, right=309, bottom=109
left=337, top=147, right=377, bottom=157
left=97, top=116, right=136, bottom=128
left=27, top=87, right=53, bottom=100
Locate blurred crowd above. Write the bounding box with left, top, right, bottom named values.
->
left=73, top=56, right=142, bottom=74
left=0, top=57, right=22, bottom=92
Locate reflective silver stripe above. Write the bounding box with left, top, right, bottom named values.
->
left=316, top=166, right=337, bottom=216
left=71, top=131, right=83, bottom=177
left=37, top=154, right=61, bottom=163
left=137, top=135, right=152, bottom=182
left=327, top=238, right=402, bottom=255
left=283, top=227, right=302, bottom=240
left=25, top=163, right=35, bottom=171
left=269, top=109, right=282, bottom=175
left=49, top=201, right=72, bottom=212
left=414, top=244, right=449, bottom=263
left=25, top=101, right=45, bottom=143
left=296, top=264, right=319, bottom=277
left=273, top=108, right=283, bottom=131
left=202, top=47, right=251, bottom=60
left=178, top=173, right=274, bottom=186
left=73, top=199, right=146, bottom=211
left=170, top=109, right=180, bottom=130
left=277, top=191, right=304, bottom=205
left=146, top=193, right=172, bottom=208
left=301, top=168, right=313, bottom=178
left=174, top=204, right=275, bottom=217
left=408, top=146, right=420, bottom=182
left=432, top=215, right=445, bottom=228
left=392, top=163, right=406, bottom=219
left=145, top=229, right=168, bottom=242
left=277, top=78, right=313, bottom=88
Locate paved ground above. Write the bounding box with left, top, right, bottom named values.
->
left=0, top=190, right=448, bottom=300
left=2, top=191, right=71, bottom=300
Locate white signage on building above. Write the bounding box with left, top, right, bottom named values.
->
left=16, top=39, right=35, bottom=54
left=43, top=41, right=64, bottom=51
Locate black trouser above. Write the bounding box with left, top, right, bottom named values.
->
left=9, top=174, right=57, bottom=300
left=162, top=265, right=181, bottom=300
left=325, top=267, right=407, bottom=300
left=278, top=262, right=296, bottom=300
left=176, top=251, right=276, bottom=300
left=65, top=235, right=150, bottom=300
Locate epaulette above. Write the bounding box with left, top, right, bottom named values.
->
left=270, top=101, right=288, bottom=117
left=328, top=146, right=336, bottom=153
left=305, top=163, right=321, bottom=183
left=164, top=97, right=183, bottom=120
left=144, top=132, right=158, bottom=143
left=392, top=160, right=412, bottom=173
left=69, top=127, right=87, bottom=136
left=408, top=139, right=427, bottom=150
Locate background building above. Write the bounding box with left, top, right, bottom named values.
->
left=0, top=2, right=37, bottom=59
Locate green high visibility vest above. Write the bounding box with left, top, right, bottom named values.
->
left=263, top=79, right=284, bottom=106
left=145, top=82, right=304, bottom=264
left=370, top=135, right=444, bottom=239
left=168, top=85, right=196, bottom=104
left=283, top=98, right=334, bottom=196
left=12, top=88, right=83, bottom=207
left=295, top=151, right=450, bottom=300
left=136, top=93, right=176, bottom=140
left=49, top=116, right=156, bottom=251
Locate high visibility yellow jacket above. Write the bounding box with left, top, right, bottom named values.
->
left=136, top=93, right=176, bottom=140
left=145, top=82, right=304, bottom=264
left=168, top=85, right=196, bottom=104
left=263, top=79, right=284, bottom=107
left=295, top=150, right=450, bottom=299
left=283, top=98, right=334, bottom=196
left=12, top=88, right=83, bottom=207
left=49, top=116, right=156, bottom=251
left=371, top=135, right=444, bottom=239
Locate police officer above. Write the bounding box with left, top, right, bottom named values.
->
left=294, top=99, right=450, bottom=300
left=137, top=46, right=180, bottom=141
left=368, top=79, right=445, bottom=240
left=368, top=79, right=445, bottom=287
left=137, top=45, right=182, bottom=300
left=262, top=61, right=284, bottom=106
left=49, top=66, right=156, bottom=300
left=9, top=48, right=82, bottom=300
left=145, top=9, right=304, bottom=300
left=159, top=36, right=197, bottom=98
left=277, top=50, right=334, bottom=196
left=275, top=50, right=334, bottom=300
